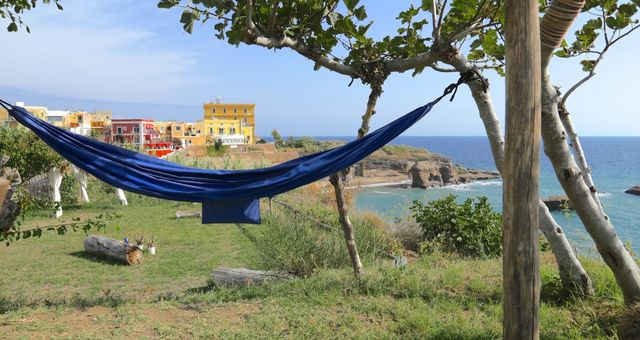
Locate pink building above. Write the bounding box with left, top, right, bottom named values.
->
left=110, top=119, right=158, bottom=147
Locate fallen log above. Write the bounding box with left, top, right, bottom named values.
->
left=83, top=235, right=143, bottom=265
left=176, top=211, right=202, bottom=219
left=212, top=267, right=291, bottom=287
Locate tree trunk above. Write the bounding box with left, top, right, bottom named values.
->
left=116, top=188, right=128, bottom=206
left=83, top=235, right=143, bottom=265
left=72, top=166, right=90, bottom=203
left=354, top=84, right=383, bottom=177
left=557, top=102, right=604, bottom=210
left=48, top=168, right=63, bottom=218
left=502, top=0, right=542, bottom=336
left=443, top=48, right=593, bottom=295
left=329, top=171, right=363, bottom=275
left=0, top=156, right=21, bottom=233
left=535, top=0, right=640, bottom=304
left=540, top=71, right=640, bottom=305
left=212, top=267, right=291, bottom=287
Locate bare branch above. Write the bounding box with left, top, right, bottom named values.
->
left=431, top=0, right=440, bottom=41
left=385, top=51, right=439, bottom=73
left=561, top=24, right=640, bottom=106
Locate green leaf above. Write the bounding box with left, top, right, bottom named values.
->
left=580, top=59, right=596, bottom=72
left=344, top=0, right=360, bottom=12
left=353, top=6, right=367, bottom=21
left=157, top=0, right=177, bottom=9
left=180, top=10, right=195, bottom=33
left=7, top=22, right=18, bottom=32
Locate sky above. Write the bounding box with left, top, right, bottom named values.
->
left=0, top=0, right=638, bottom=136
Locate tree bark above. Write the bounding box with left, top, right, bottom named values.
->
left=212, top=267, right=291, bottom=287
left=72, top=166, right=90, bottom=203
left=0, top=155, right=21, bottom=233
left=540, top=71, right=640, bottom=305
left=329, top=171, right=363, bottom=275
left=502, top=0, right=542, bottom=336
left=83, top=235, right=143, bottom=265
left=355, top=85, right=383, bottom=177
left=557, top=102, right=604, bottom=210
left=116, top=188, right=128, bottom=206
left=443, top=48, right=593, bottom=295
left=48, top=168, right=63, bottom=218
left=536, top=0, right=640, bottom=305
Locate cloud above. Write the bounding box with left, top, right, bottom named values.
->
left=0, top=0, right=207, bottom=105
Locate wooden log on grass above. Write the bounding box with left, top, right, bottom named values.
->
left=176, top=210, right=202, bottom=219
left=212, top=267, right=291, bottom=287
left=83, top=235, right=143, bottom=265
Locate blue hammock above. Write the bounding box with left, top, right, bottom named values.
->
left=1, top=76, right=465, bottom=224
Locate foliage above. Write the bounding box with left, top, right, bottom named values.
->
left=270, top=129, right=284, bottom=148
left=206, top=143, right=227, bottom=157
left=411, top=195, right=502, bottom=257
left=60, top=173, right=79, bottom=205
left=0, top=0, right=63, bottom=32
left=1, top=212, right=115, bottom=247
left=255, top=208, right=394, bottom=276
left=0, top=126, right=64, bottom=181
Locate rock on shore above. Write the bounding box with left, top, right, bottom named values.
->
left=625, top=186, right=640, bottom=196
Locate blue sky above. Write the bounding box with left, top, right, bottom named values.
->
left=0, top=0, right=638, bottom=136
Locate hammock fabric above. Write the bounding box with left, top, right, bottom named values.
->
left=1, top=74, right=467, bottom=224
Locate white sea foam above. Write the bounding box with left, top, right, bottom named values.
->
left=597, top=192, right=612, bottom=198
left=468, top=180, right=503, bottom=187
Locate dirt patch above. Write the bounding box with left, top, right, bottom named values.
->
left=0, top=302, right=260, bottom=338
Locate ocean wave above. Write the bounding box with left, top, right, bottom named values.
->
left=469, top=180, right=503, bottom=187
left=597, top=192, right=612, bottom=198
left=447, top=184, right=472, bottom=191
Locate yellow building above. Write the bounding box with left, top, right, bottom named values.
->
left=16, top=102, right=48, bottom=120
left=203, top=99, right=256, bottom=146
left=0, top=108, right=9, bottom=125
left=89, top=110, right=112, bottom=135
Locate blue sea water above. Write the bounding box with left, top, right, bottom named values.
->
left=316, top=136, right=640, bottom=255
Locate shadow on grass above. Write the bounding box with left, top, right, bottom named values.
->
left=0, top=293, right=127, bottom=314
left=68, top=251, right=128, bottom=266
left=235, top=224, right=258, bottom=244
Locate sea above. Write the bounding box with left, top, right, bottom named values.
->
left=315, top=136, right=640, bottom=255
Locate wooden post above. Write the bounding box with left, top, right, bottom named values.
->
left=503, top=0, right=541, bottom=338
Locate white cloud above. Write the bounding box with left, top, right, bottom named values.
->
left=0, top=0, right=207, bottom=105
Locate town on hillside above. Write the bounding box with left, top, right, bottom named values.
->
left=0, top=97, right=257, bottom=157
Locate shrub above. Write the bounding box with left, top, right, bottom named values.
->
left=255, top=208, right=395, bottom=276
left=389, top=216, right=424, bottom=252
left=410, top=195, right=502, bottom=258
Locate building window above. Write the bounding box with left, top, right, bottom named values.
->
left=243, top=108, right=248, bottom=114
left=117, top=127, right=122, bottom=134
left=230, top=128, right=236, bottom=134
left=134, top=127, right=140, bottom=133
left=212, top=108, right=216, bottom=113
left=233, top=108, right=237, bottom=114
left=209, top=128, right=213, bottom=134
left=175, top=126, right=181, bottom=131
left=218, top=127, right=224, bottom=134
left=234, top=117, right=237, bottom=120
left=223, top=108, right=227, bottom=113
left=243, top=117, right=247, bottom=123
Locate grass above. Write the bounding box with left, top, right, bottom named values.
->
left=0, top=189, right=632, bottom=338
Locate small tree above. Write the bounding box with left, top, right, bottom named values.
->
left=270, top=129, right=284, bottom=148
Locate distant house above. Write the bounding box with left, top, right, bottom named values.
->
left=110, top=119, right=157, bottom=148
left=203, top=98, right=256, bottom=147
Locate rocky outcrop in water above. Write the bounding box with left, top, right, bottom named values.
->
left=409, top=160, right=499, bottom=188
left=543, top=195, right=574, bottom=211
left=625, top=186, right=640, bottom=196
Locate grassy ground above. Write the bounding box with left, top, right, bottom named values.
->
left=0, top=193, right=632, bottom=339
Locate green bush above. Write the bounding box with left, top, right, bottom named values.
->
left=60, top=173, right=79, bottom=205
left=411, top=195, right=502, bottom=258
left=255, top=208, right=394, bottom=276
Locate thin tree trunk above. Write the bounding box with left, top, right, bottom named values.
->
left=557, top=102, right=604, bottom=210
left=443, top=48, right=593, bottom=295
left=48, top=168, right=63, bottom=218
left=331, top=85, right=384, bottom=275
left=502, top=0, right=542, bottom=335
left=355, top=85, right=383, bottom=177
left=540, top=69, right=640, bottom=305
left=329, top=171, right=363, bottom=275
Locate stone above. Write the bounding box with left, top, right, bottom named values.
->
left=625, top=186, right=640, bottom=196
left=543, top=195, right=573, bottom=211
